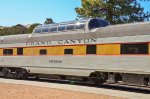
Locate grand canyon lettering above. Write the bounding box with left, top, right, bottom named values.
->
left=26, top=38, right=97, bottom=46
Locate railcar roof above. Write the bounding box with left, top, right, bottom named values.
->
left=94, top=21, right=150, bottom=38
left=0, top=21, right=149, bottom=45
left=36, top=18, right=89, bottom=28
left=33, top=18, right=89, bottom=34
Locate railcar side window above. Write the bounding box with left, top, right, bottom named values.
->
left=89, top=19, right=100, bottom=30
left=75, top=24, right=85, bottom=30
left=86, top=45, right=96, bottom=54
left=40, top=49, right=47, bottom=55
left=42, top=27, right=49, bottom=32
left=34, top=28, right=42, bottom=33
left=17, top=48, right=23, bottom=55
left=58, top=25, right=66, bottom=31
left=121, top=43, right=148, bottom=54
left=66, top=25, right=75, bottom=30
left=64, top=49, right=73, bottom=55
left=99, top=20, right=110, bottom=27
left=50, top=27, right=57, bottom=32
left=3, top=49, right=13, bottom=55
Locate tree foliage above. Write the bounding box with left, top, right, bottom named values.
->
left=44, top=18, right=54, bottom=24
left=75, top=0, right=150, bottom=24
left=75, top=0, right=106, bottom=18
left=0, top=18, right=54, bottom=36
left=28, top=23, right=41, bottom=33
left=0, top=24, right=29, bottom=36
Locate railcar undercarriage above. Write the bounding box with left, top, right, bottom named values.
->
left=0, top=67, right=28, bottom=79
left=0, top=67, right=149, bottom=88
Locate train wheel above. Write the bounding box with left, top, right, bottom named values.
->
left=60, top=75, right=66, bottom=80
left=15, top=69, right=28, bottom=79
left=1, top=68, right=11, bottom=78
left=89, top=72, right=107, bottom=85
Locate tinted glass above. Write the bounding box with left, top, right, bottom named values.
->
left=50, top=27, right=57, bottom=32
left=86, top=45, right=96, bottom=54
left=40, top=49, right=47, bottom=55
left=66, top=25, right=75, bottom=30
left=64, top=49, right=73, bottom=55
left=89, top=19, right=100, bottom=29
left=17, top=48, right=23, bottom=55
left=99, top=20, right=109, bottom=27
left=42, top=27, right=49, bottom=32
left=80, top=24, right=85, bottom=29
left=3, top=49, right=13, bottom=55
left=121, top=43, right=148, bottom=54
left=75, top=24, right=85, bottom=29
left=34, top=28, right=41, bottom=33
left=58, top=25, right=66, bottom=31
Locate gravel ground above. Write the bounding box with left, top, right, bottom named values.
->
left=0, top=83, right=125, bottom=99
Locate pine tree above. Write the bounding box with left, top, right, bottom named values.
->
left=75, top=0, right=150, bottom=24
left=75, top=0, right=106, bottom=18
left=44, top=18, right=54, bottom=24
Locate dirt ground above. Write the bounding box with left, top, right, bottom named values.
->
left=0, top=83, right=125, bottom=99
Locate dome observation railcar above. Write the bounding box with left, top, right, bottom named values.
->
left=0, top=18, right=150, bottom=88
left=33, top=18, right=110, bottom=34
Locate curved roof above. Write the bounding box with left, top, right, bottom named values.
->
left=0, top=21, right=150, bottom=45
left=33, top=18, right=110, bottom=34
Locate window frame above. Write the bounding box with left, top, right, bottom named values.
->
left=3, top=49, right=13, bottom=55
left=39, top=49, right=47, bottom=55
left=64, top=49, right=73, bottom=55
left=34, top=28, right=42, bottom=33
left=75, top=23, right=85, bottom=30
left=49, top=27, right=58, bottom=33
left=42, top=27, right=50, bottom=33
left=58, top=25, right=66, bottom=31
left=66, top=24, right=75, bottom=31
left=88, top=19, right=101, bottom=30
left=17, top=48, right=23, bottom=55
left=98, top=19, right=110, bottom=27
left=121, top=43, right=148, bottom=54
left=86, top=45, right=97, bottom=54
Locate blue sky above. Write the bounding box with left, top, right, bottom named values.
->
left=0, top=0, right=149, bottom=26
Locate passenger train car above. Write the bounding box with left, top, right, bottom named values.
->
left=0, top=18, right=150, bottom=86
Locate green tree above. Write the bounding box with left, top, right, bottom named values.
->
left=75, top=0, right=150, bottom=24
left=11, top=24, right=28, bottom=34
left=75, top=0, right=106, bottom=18
left=28, top=23, right=41, bottom=33
left=44, top=18, right=54, bottom=24
left=0, top=23, right=41, bottom=36
left=0, top=27, right=15, bottom=36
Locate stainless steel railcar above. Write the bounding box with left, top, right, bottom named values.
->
left=0, top=18, right=150, bottom=86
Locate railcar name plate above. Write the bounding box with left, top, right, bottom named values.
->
left=26, top=38, right=97, bottom=46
